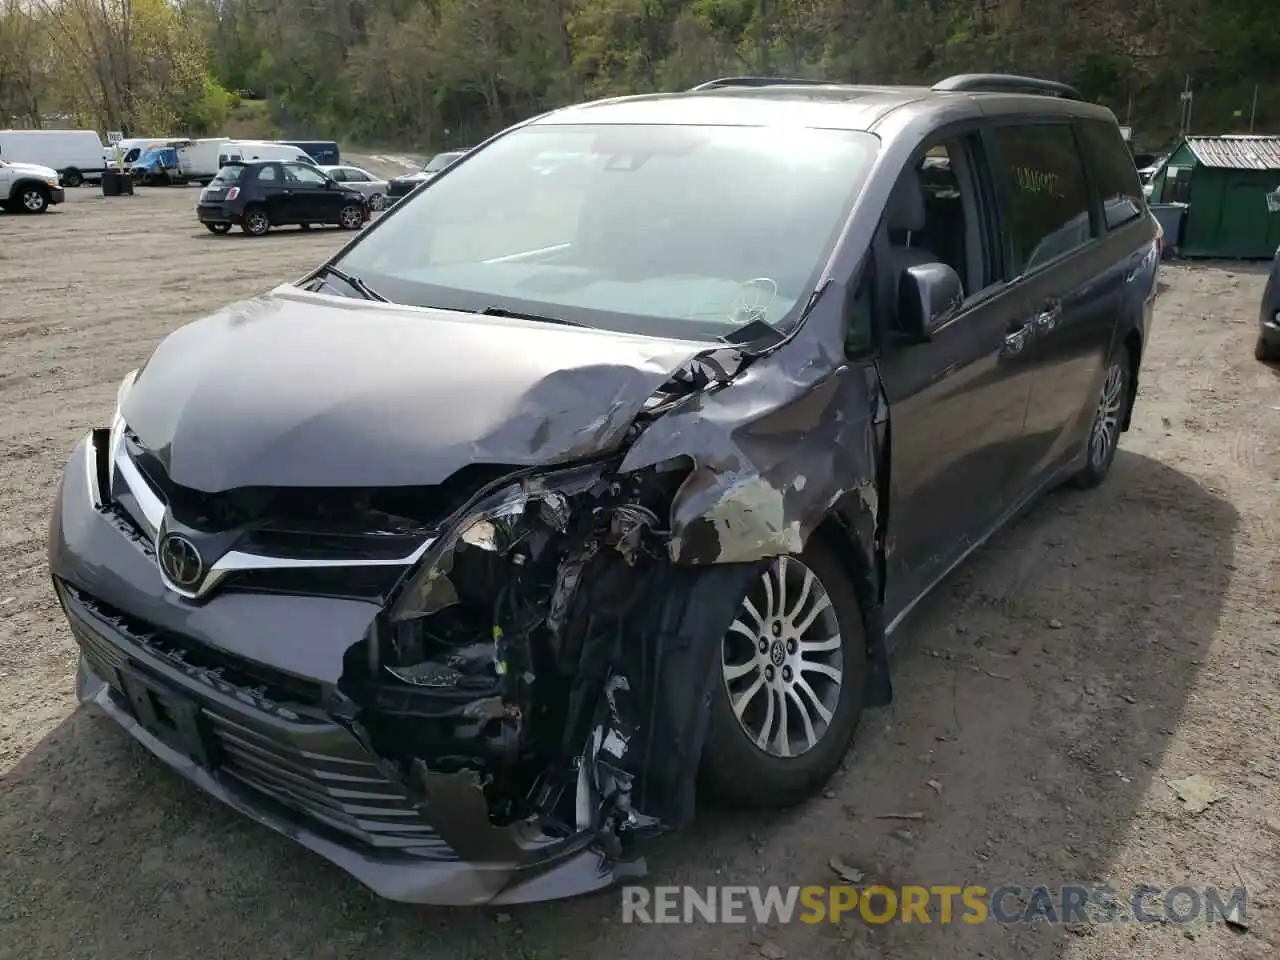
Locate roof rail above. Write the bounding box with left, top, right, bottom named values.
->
left=932, top=73, right=1082, bottom=100
left=689, top=77, right=841, bottom=92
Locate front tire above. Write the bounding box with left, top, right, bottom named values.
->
left=369, top=192, right=386, bottom=211
left=241, top=206, right=270, bottom=236
left=1256, top=335, right=1280, bottom=364
left=338, top=202, right=363, bottom=230
left=17, top=186, right=49, bottom=213
left=1072, top=347, right=1131, bottom=489
left=701, top=540, right=866, bottom=808
left=204, top=222, right=231, bottom=235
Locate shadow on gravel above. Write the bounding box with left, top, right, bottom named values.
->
left=0, top=451, right=1237, bottom=960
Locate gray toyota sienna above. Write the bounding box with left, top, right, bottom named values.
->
left=48, top=74, right=1159, bottom=906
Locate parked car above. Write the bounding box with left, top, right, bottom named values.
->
left=319, top=164, right=390, bottom=210
left=286, top=140, right=341, bottom=165
left=195, top=159, right=369, bottom=235
left=386, top=149, right=468, bottom=201
left=0, top=158, right=65, bottom=213
left=1258, top=244, right=1280, bottom=362
left=0, top=128, right=105, bottom=186
left=130, top=145, right=185, bottom=185
left=50, top=73, right=1158, bottom=907
left=106, top=137, right=181, bottom=170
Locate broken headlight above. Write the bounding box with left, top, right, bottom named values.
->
left=387, top=464, right=605, bottom=624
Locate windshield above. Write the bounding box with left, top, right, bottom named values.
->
left=334, top=123, right=878, bottom=340
left=422, top=151, right=463, bottom=173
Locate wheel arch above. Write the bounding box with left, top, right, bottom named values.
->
left=9, top=178, right=50, bottom=201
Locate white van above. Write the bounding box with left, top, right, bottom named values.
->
left=0, top=129, right=106, bottom=186
left=178, top=138, right=232, bottom=184
left=216, top=140, right=313, bottom=167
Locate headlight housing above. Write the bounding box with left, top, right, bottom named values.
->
left=388, top=465, right=603, bottom=623
left=106, top=369, right=137, bottom=488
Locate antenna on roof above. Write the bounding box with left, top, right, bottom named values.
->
left=932, top=74, right=1082, bottom=100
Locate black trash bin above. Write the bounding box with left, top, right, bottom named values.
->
left=101, top=170, right=134, bottom=197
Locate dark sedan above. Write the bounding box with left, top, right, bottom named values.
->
left=386, top=150, right=469, bottom=201
left=197, top=160, right=370, bottom=235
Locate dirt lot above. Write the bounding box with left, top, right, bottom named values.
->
left=1, top=182, right=1278, bottom=960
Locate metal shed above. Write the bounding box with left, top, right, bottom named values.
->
left=1148, top=135, right=1280, bottom=259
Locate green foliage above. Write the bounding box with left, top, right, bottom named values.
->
left=1, top=0, right=1278, bottom=149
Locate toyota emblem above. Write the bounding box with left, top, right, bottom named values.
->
left=158, top=533, right=204, bottom=589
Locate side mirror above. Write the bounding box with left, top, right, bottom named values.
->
left=899, top=262, right=964, bottom=342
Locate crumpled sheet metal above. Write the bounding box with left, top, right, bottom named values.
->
left=621, top=279, right=883, bottom=567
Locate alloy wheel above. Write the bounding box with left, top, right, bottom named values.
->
left=370, top=193, right=386, bottom=211
left=22, top=189, right=46, bottom=212
left=1089, top=361, right=1125, bottom=468
left=244, top=210, right=269, bottom=235
left=340, top=204, right=362, bottom=228
left=721, top=556, right=844, bottom=758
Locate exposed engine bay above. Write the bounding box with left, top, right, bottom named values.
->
left=342, top=454, right=759, bottom=858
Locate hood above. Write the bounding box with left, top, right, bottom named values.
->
left=3, top=161, right=59, bottom=180
left=122, top=287, right=706, bottom=492
left=396, top=171, right=435, bottom=183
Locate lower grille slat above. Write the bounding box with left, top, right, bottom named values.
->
left=60, top=580, right=458, bottom=860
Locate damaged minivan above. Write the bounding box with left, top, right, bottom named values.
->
left=48, top=74, right=1158, bottom=905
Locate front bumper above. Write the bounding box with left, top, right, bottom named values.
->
left=49, top=187, right=66, bottom=205
left=48, top=434, right=636, bottom=905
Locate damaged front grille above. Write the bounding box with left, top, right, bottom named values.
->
left=203, top=705, right=455, bottom=855
left=60, top=581, right=457, bottom=856
left=62, top=584, right=324, bottom=706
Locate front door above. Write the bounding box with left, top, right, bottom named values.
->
left=284, top=162, right=342, bottom=223
left=875, top=132, right=1037, bottom=621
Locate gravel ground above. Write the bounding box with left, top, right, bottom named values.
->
left=1, top=182, right=1277, bottom=960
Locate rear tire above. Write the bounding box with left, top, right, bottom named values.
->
left=338, top=202, right=363, bottom=230
left=204, top=222, right=231, bottom=235
left=1256, top=335, right=1280, bottom=364
left=62, top=168, right=83, bottom=187
left=701, top=539, right=867, bottom=808
left=241, top=206, right=270, bottom=236
left=1071, top=346, right=1131, bottom=489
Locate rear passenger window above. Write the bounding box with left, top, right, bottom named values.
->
left=1077, top=119, right=1145, bottom=230
left=256, top=165, right=278, bottom=182
left=991, top=124, right=1094, bottom=276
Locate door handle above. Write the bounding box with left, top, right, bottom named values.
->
left=1003, top=321, right=1031, bottom=355
left=1033, top=299, right=1062, bottom=332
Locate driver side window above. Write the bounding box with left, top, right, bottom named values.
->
left=883, top=134, right=997, bottom=332
left=285, top=163, right=327, bottom=185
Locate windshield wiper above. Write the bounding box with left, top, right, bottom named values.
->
left=312, top=264, right=386, bottom=302
left=479, top=306, right=587, bottom=327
